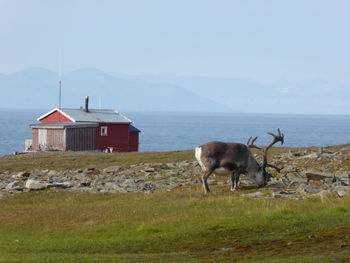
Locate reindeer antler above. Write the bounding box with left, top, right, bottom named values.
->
left=247, top=136, right=262, bottom=150
left=262, top=128, right=284, bottom=172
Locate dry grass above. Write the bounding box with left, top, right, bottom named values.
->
left=2, top=144, right=348, bottom=173
left=0, top=150, right=194, bottom=172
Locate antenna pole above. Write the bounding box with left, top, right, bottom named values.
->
left=59, top=80, right=62, bottom=109
left=58, top=49, right=62, bottom=109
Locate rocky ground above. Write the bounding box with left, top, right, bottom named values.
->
left=1, top=145, right=350, bottom=199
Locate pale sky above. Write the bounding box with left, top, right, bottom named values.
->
left=0, top=0, right=349, bottom=83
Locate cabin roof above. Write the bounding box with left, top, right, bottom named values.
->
left=129, top=125, right=141, bottom=133
left=37, top=108, right=132, bottom=124
left=30, top=122, right=99, bottom=129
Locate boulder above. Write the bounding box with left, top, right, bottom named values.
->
left=50, top=182, right=74, bottom=189
left=5, top=181, right=23, bottom=191
left=304, top=185, right=326, bottom=193
left=269, top=181, right=287, bottom=189
left=270, top=191, right=295, bottom=198
left=281, top=165, right=297, bottom=173
left=316, top=190, right=333, bottom=199
left=334, top=186, right=350, bottom=197
left=300, top=152, right=320, bottom=159
left=25, top=179, right=49, bottom=190
left=304, top=169, right=333, bottom=182
left=296, top=183, right=307, bottom=194
left=102, top=166, right=121, bottom=173
left=12, top=172, right=30, bottom=179
left=103, top=182, right=128, bottom=193
left=241, top=191, right=264, bottom=198
left=335, top=171, right=350, bottom=179
left=86, top=169, right=101, bottom=175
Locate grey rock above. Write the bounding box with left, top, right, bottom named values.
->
left=50, top=182, right=74, bottom=189
left=304, top=185, right=326, bottom=193
left=73, top=174, right=90, bottom=181
left=285, top=173, right=307, bottom=182
left=177, top=161, right=190, bottom=168
left=317, top=190, right=333, bottom=199
left=12, top=172, right=30, bottom=179
left=241, top=191, right=264, bottom=198
left=104, top=182, right=128, bottom=193
left=79, top=181, right=91, bottom=187
left=296, top=183, right=307, bottom=194
left=151, top=179, right=181, bottom=190
left=270, top=192, right=283, bottom=198
left=270, top=182, right=287, bottom=189
left=281, top=165, right=297, bottom=173
left=166, top=162, right=178, bottom=169
left=6, top=181, right=23, bottom=191
left=304, top=169, right=333, bottom=181
left=300, top=152, right=320, bottom=159
left=334, top=186, right=350, bottom=197
left=120, top=170, right=136, bottom=176
left=335, top=171, right=350, bottom=179
left=331, top=181, right=343, bottom=187
left=166, top=171, right=180, bottom=177
left=103, top=166, right=121, bottom=173
left=321, top=148, right=336, bottom=154
left=270, top=191, right=295, bottom=198
left=48, top=170, right=63, bottom=177
left=25, top=179, right=49, bottom=190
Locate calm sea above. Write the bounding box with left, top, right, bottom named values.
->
left=0, top=109, right=350, bottom=157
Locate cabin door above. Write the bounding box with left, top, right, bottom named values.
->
left=38, top=129, right=47, bottom=150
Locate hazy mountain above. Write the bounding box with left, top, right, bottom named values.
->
left=1, top=67, right=349, bottom=114
left=123, top=75, right=350, bottom=115
left=0, top=67, right=231, bottom=112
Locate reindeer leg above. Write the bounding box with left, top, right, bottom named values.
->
left=231, top=170, right=241, bottom=191
left=230, top=172, right=236, bottom=191
left=201, top=169, right=214, bottom=194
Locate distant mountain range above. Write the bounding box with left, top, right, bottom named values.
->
left=1, top=67, right=349, bottom=114
left=0, top=67, right=230, bottom=112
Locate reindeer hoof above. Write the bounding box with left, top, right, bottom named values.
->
left=231, top=188, right=238, bottom=192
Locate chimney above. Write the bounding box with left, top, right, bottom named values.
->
left=85, top=96, right=89, bottom=112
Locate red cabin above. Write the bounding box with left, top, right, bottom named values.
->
left=28, top=98, right=140, bottom=152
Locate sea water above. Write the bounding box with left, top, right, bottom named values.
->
left=0, top=109, right=350, bottom=157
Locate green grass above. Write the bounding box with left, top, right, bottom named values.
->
left=1, top=145, right=350, bottom=262
left=0, top=188, right=349, bottom=262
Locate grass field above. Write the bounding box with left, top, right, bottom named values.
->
left=0, top=147, right=350, bottom=262
left=0, top=150, right=195, bottom=172
left=0, top=187, right=349, bottom=263
left=0, top=145, right=311, bottom=172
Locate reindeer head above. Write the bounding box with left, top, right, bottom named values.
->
left=247, top=128, right=285, bottom=186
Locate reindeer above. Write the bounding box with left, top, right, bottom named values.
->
left=195, top=129, right=284, bottom=193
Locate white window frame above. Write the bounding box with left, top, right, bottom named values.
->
left=101, top=126, right=108, bottom=136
